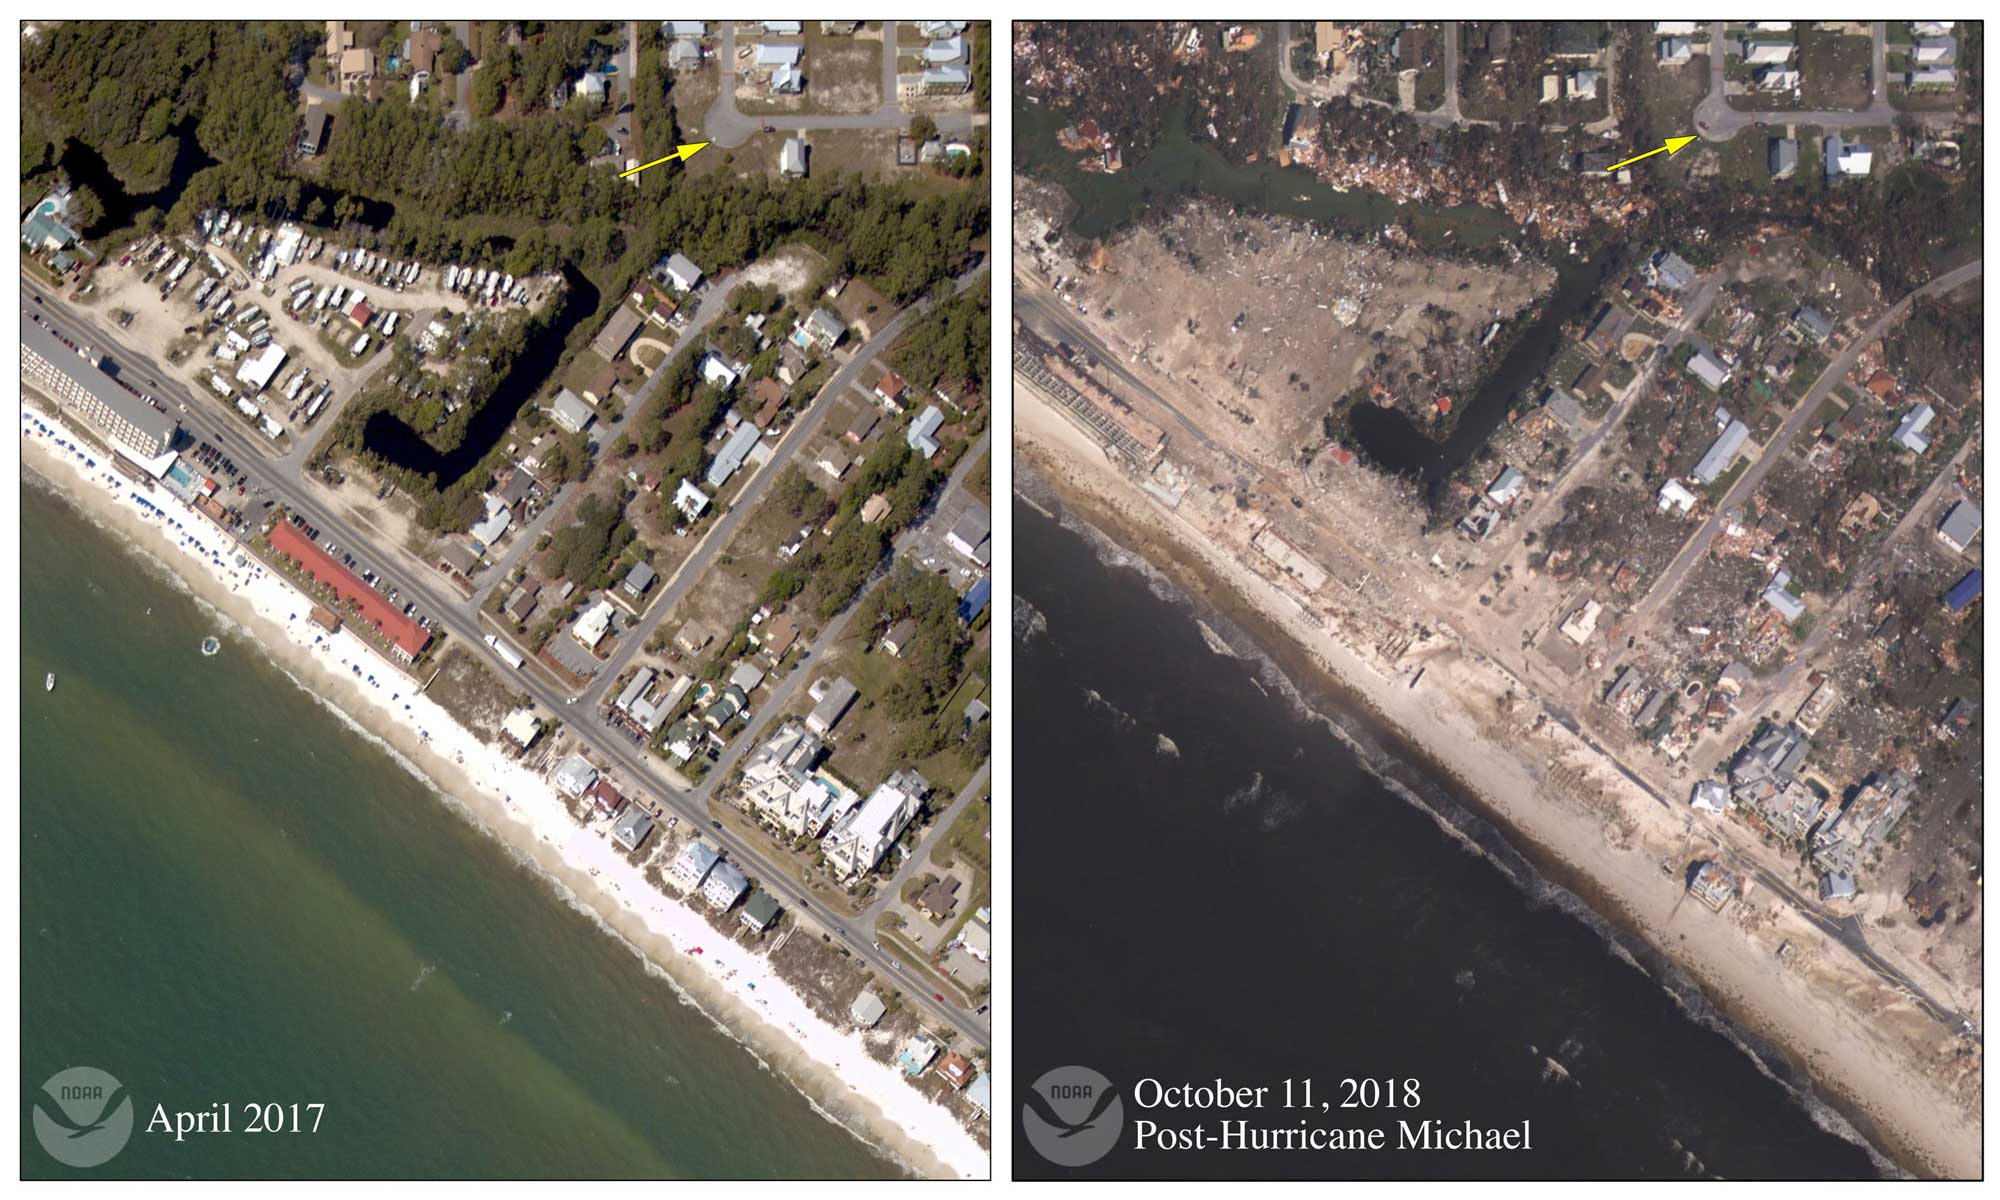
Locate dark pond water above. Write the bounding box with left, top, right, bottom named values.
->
left=1347, top=247, right=1623, bottom=487
left=1016, top=99, right=1518, bottom=250
left=359, top=266, right=599, bottom=491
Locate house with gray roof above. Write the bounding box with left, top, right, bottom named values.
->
left=1650, top=250, right=1696, bottom=292
left=805, top=675, right=858, bottom=735
left=706, top=420, right=764, bottom=488
left=591, top=305, right=644, bottom=360
left=907, top=404, right=945, bottom=459
left=1892, top=404, right=1936, bottom=454
left=549, top=387, right=595, bottom=434
left=1763, top=569, right=1806, bottom=624
left=622, top=560, right=657, bottom=598
left=1937, top=500, right=1982, bottom=554
left=1768, top=137, right=1798, bottom=179
left=740, top=890, right=781, bottom=931
left=800, top=306, right=846, bottom=352
left=552, top=754, right=598, bottom=798
left=610, top=807, right=656, bottom=852
left=850, top=989, right=887, bottom=1027
left=1792, top=306, right=1835, bottom=343
left=1686, top=347, right=1732, bottom=392
left=1692, top=419, right=1750, bottom=485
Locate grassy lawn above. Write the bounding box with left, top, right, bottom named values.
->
left=788, top=126, right=908, bottom=180
left=1890, top=82, right=1964, bottom=113
left=1799, top=31, right=1874, bottom=110
left=1713, top=129, right=1779, bottom=188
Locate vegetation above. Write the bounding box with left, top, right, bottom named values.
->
left=547, top=493, right=634, bottom=587
left=867, top=563, right=970, bottom=722
left=892, top=276, right=990, bottom=400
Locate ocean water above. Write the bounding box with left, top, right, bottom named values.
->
left=21, top=478, right=897, bottom=1180
left=1013, top=496, right=1890, bottom=1180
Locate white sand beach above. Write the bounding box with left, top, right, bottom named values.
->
left=23, top=403, right=988, bottom=1180
left=1019, top=391, right=1980, bottom=1180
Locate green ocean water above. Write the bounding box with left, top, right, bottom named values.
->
left=21, top=478, right=898, bottom=1180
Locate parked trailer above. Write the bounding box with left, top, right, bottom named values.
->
left=381, top=312, right=399, bottom=337
left=209, top=375, right=234, bottom=398
left=405, top=262, right=420, bottom=283
left=484, top=635, right=526, bottom=670
left=284, top=372, right=310, bottom=402
left=304, top=392, right=329, bottom=423
left=351, top=334, right=370, bottom=355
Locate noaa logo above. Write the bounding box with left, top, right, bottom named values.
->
left=32, top=1066, right=134, bottom=1168
left=1022, top=1064, right=1123, bottom=1167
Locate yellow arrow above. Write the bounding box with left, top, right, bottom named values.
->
left=618, top=142, right=711, bottom=179
left=1605, top=135, right=1698, bottom=174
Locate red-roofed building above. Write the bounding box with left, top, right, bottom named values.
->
left=268, top=518, right=431, bottom=662
left=348, top=300, right=373, bottom=328
left=874, top=371, right=907, bottom=409
left=586, top=778, right=627, bottom=817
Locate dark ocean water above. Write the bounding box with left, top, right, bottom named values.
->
left=21, top=478, right=896, bottom=1180
left=1012, top=496, right=1889, bottom=1180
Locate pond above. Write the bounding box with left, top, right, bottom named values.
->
left=1348, top=245, right=1623, bottom=487
left=359, top=265, right=601, bottom=492
left=1016, top=98, right=1518, bottom=250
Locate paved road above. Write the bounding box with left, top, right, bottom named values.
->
left=1751, top=435, right=1978, bottom=709
left=1693, top=21, right=1919, bottom=141
left=691, top=427, right=992, bottom=800
left=1746, top=863, right=1969, bottom=1029
left=1015, top=283, right=1232, bottom=460
left=23, top=268, right=990, bottom=1051
left=580, top=262, right=990, bottom=707
left=1630, top=258, right=1983, bottom=623
left=1480, top=277, right=1719, bottom=574
left=701, top=22, right=981, bottom=148
left=866, top=760, right=989, bottom=923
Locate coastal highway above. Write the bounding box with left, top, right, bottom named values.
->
left=1016, top=280, right=1241, bottom=466
left=22, top=269, right=992, bottom=1051
left=1629, top=257, right=1983, bottom=625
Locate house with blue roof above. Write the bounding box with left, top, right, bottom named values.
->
left=958, top=576, right=991, bottom=624
left=1945, top=569, right=1982, bottom=613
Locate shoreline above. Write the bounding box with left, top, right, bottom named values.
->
left=1016, top=394, right=1980, bottom=1179
left=22, top=406, right=988, bottom=1181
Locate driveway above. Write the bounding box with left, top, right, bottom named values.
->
left=580, top=262, right=991, bottom=706
left=1693, top=21, right=1916, bottom=141
left=1629, top=257, right=1983, bottom=623
left=701, top=21, right=981, bottom=148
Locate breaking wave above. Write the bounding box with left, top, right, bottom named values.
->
left=1029, top=486, right=1904, bottom=1179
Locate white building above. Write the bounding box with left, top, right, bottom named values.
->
left=669, top=839, right=720, bottom=889
left=822, top=769, right=928, bottom=881
left=673, top=477, right=712, bottom=519
left=552, top=754, right=598, bottom=798
left=907, top=404, right=945, bottom=459
left=1657, top=479, right=1699, bottom=515
left=236, top=344, right=288, bottom=393
left=573, top=597, right=616, bottom=650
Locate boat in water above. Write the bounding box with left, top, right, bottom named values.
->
left=201, top=637, right=221, bottom=657
left=45, top=673, right=55, bottom=692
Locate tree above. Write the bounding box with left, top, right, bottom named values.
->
left=67, top=185, right=106, bottom=233
left=908, top=113, right=938, bottom=144
left=472, top=68, right=505, bottom=117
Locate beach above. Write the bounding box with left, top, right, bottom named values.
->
left=22, top=402, right=988, bottom=1181
left=1017, top=391, right=1980, bottom=1179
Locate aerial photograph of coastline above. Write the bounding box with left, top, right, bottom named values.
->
left=23, top=19, right=992, bottom=1178
left=1014, top=19, right=1981, bottom=1179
